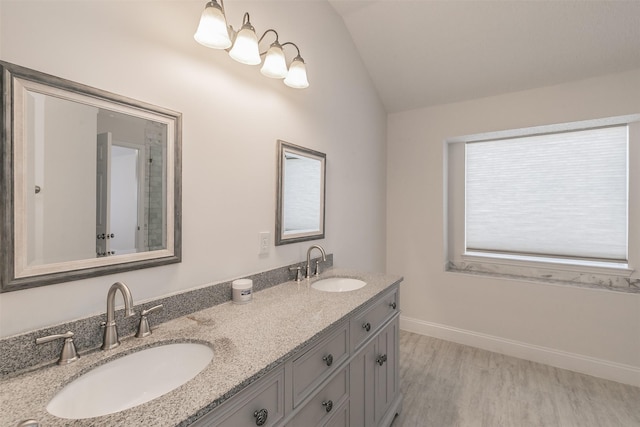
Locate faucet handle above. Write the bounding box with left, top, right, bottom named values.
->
left=289, top=266, right=303, bottom=282
left=136, top=304, right=163, bottom=338
left=314, top=260, right=322, bottom=276
left=35, top=331, right=79, bottom=365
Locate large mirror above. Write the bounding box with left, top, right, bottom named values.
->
left=276, top=140, right=326, bottom=245
left=1, top=61, right=182, bottom=292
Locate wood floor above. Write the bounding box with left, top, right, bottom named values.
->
left=392, top=331, right=640, bottom=427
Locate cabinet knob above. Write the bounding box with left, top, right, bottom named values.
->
left=322, top=400, right=334, bottom=413
left=376, top=354, right=388, bottom=366
left=362, top=322, right=371, bottom=332
left=254, top=408, right=268, bottom=426
left=323, top=354, right=333, bottom=367
left=389, top=302, right=397, bottom=310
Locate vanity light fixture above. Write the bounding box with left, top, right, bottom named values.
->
left=228, top=13, right=261, bottom=65
left=260, top=31, right=288, bottom=79
left=193, top=0, right=309, bottom=89
left=282, top=43, right=309, bottom=89
left=193, top=0, right=232, bottom=49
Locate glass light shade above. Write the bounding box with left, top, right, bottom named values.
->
left=193, top=1, right=232, bottom=49
left=229, top=23, right=261, bottom=65
left=284, top=56, right=309, bottom=89
left=260, top=42, right=288, bottom=79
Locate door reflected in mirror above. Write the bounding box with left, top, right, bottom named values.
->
left=276, top=140, right=326, bottom=245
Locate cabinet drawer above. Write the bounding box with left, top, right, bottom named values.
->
left=292, top=323, right=348, bottom=407
left=288, top=367, right=349, bottom=427
left=323, top=398, right=349, bottom=427
left=350, top=287, right=398, bottom=350
left=195, top=368, right=285, bottom=427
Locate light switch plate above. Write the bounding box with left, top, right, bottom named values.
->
left=258, top=231, right=270, bottom=255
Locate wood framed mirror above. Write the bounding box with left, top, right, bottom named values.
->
left=0, top=61, right=182, bottom=292
left=276, top=140, right=326, bottom=245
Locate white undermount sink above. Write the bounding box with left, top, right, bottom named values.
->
left=311, top=277, right=366, bottom=292
left=47, top=342, right=213, bottom=419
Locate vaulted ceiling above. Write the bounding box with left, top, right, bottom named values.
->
left=329, top=0, right=640, bottom=113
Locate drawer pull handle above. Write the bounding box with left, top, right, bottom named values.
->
left=376, top=354, right=388, bottom=366
left=322, top=400, right=334, bottom=413
left=323, top=354, right=334, bottom=367
left=254, top=408, right=268, bottom=426
left=362, top=322, right=371, bottom=332
left=389, top=302, right=397, bottom=310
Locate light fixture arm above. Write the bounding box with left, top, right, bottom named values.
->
left=258, top=29, right=280, bottom=56
left=226, top=11, right=252, bottom=43
left=259, top=29, right=279, bottom=44
left=242, top=12, right=251, bottom=26
left=281, top=41, right=302, bottom=58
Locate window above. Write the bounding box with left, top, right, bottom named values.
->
left=446, top=115, right=640, bottom=290
left=465, top=126, right=628, bottom=264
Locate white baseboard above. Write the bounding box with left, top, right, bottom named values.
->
left=400, top=315, right=640, bottom=388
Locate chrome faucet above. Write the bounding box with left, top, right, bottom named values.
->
left=305, top=244, right=327, bottom=278
left=101, top=281, right=135, bottom=350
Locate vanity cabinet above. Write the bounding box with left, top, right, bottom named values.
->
left=192, top=284, right=400, bottom=427
left=349, top=317, right=399, bottom=427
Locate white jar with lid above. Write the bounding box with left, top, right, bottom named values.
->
left=232, top=279, right=253, bottom=304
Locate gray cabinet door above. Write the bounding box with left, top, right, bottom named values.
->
left=349, top=338, right=376, bottom=426
left=350, top=316, right=399, bottom=427
left=374, top=317, right=399, bottom=423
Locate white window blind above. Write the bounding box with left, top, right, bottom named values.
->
left=465, top=125, right=628, bottom=263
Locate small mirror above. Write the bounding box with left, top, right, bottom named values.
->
left=276, top=140, right=326, bottom=245
left=1, top=61, right=182, bottom=291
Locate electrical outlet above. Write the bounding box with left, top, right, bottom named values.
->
left=258, top=231, right=270, bottom=255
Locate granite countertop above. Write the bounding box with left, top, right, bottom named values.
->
left=0, top=268, right=402, bottom=427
